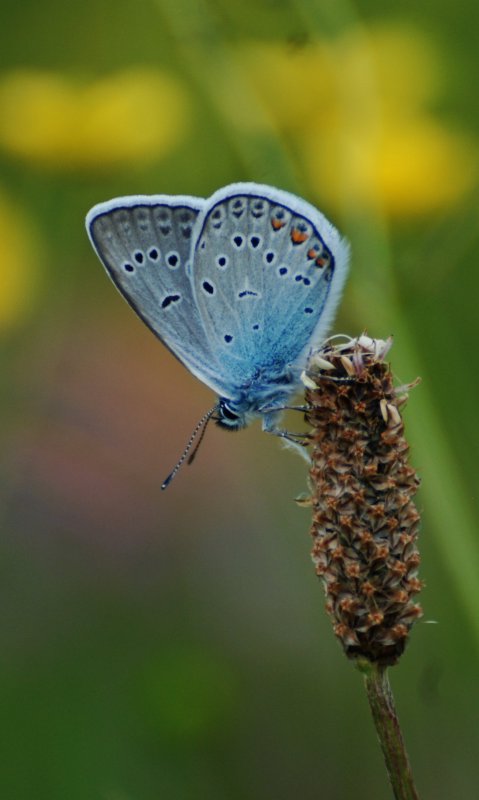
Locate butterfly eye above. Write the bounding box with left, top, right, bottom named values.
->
left=220, top=400, right=239, bottom=421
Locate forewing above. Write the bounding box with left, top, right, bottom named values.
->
left=191, top=183, right=349, bottom=388
left=86, top=195, right=227, bottom=393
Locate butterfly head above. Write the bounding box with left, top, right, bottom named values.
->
left=215, top=398, right=258, bottom=431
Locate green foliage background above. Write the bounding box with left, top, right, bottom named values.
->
left=1, top=1, right=478, bottom=798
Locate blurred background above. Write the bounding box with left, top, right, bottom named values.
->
left=1, top=0, right=478, bottom=797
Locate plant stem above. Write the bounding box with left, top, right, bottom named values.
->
left=360, top=661, right=420, bottom=800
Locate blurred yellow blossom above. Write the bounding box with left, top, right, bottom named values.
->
left=0, top=68, right=189, bottom=170
left=234, top=25, right=477, bottom=218
left=0, top=190, right=40, bottom=331
left=302, top=115, right=474, bottom=217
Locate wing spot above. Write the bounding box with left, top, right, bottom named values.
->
left=251, top=200, right=266, bottom=218
left=304, top=307, right=314, bottom=314
left=224, top=334, right=233, bottom=343
left=167, top=251, right=180, bottom=268
left=271, top=207, right=287, bottom=231
left=148, top=248, right=159, bottom=261
left=252, top=323, right=259, bottom=330
left=278, top=266, right=288, bottom=276
left=160, top=225, right=172, bottom=236
left=202, top=280, right=215, bottom=295
left=211, top=208, right=224, bottom=229
left=181, top=225, right=192, bottom=239
left=291, top=225, right=309, bottom=244
left=134, top=251, right=144, bottom=264
left=232, top=234, right=244, bottom=248
left=232, top=198, right=246, bottom=218
left=123, top=263, right=134, bottom=273
left=315, top=254, right=331, bottom=268
left=295, top=273, right=312, bottom=285
left=265, top=251, right=275, bottom=264
left=306, top=240, right=333, bottom=269
left=216, top=255, right=228, bottom=269
left=136, top=210, right=149, bottom=231
left=161, top=294, right=181, bottom=309
left=238, top=289, right=259, bottom=299
left=250, top=235, right=261, bottom=249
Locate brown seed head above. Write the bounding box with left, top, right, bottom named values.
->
left=304, top=336, right=423, bottom=666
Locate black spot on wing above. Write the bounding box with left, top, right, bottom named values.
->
left=202, top=280, right=215, bottom=295
left=161, top=294, right=181, bottom=309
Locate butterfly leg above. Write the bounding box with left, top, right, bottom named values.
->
left=269, top=430, right=312, bottom=462
left=262, top=411, right=311, bottom=462
left=270, top=404, right=310, bottom=413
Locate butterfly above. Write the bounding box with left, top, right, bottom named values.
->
left=86, top=183, right=349, bottom=481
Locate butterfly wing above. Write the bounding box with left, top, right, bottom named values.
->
left=86, top=195, right=228, bottom=394
left=190, top=183, right=349, bottom=391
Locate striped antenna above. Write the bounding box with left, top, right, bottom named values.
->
left=161, top=405, right=218, bottom=490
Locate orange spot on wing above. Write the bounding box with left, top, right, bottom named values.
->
left=315, top=256, right=328, bottom=267
left=271, top=218, right=286, bottom=230
left=291, top=228, right=309, bottom=244
left=307, top=247, right=319, bottom=259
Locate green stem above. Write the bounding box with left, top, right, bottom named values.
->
left=360, top=662, right=420, bottom=800
left=154, top=0, right=299, bottom=187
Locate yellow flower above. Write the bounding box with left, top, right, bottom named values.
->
left=302, top=114, right=475, bottom=217
left=235, top=26, right=477, bottom=218
left=0, top=68, right=190, bottom=170
left=0, top=191, right=40, bottom=331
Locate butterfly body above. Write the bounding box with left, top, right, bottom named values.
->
left=215, top=378, right=295, bottom=431
left=86, top=183, right=349, bottom=439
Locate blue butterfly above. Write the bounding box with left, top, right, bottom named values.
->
left=86, top=183, right=349, bottom=480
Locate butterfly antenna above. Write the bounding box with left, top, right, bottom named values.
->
left=186, top=411, right=214, bottom=467
left=161, top=405, right=218, bottom=490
